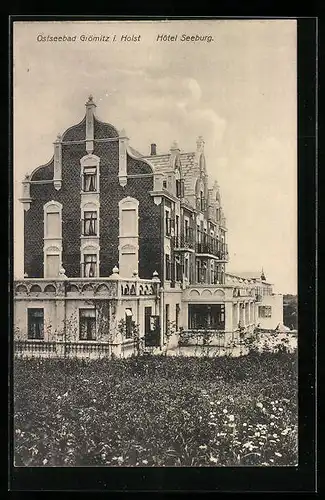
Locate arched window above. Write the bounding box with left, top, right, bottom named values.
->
left=80, top=154, right=100, bottom=193
left=119, top=197, right=139, bottom=278
left=81, top=201, right=99, bottom=237
left=43, top=201, right=62, bottom=278
left=81, top=244, right=99, bottom=278
left=44, top=200, right=62, bottom=239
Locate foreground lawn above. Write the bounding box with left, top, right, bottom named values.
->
left=14, top=352, right=298, bottom=467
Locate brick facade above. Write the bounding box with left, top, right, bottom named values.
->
left=24, top=115, right=162, bottom=279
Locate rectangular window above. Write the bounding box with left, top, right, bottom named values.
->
left=165, top=304, right=170, bottom=335
left=188, top=304, right=225, bottom=331
left=46, top=212, right=60, bottom=238
left=184, top=219, right=189, bottom=239
left=83, top=254, right=97, bottom=278
left=163, top=180, right=167, bottom=189
left=121, top=209, right=137, bottom=236
left=165, top=254, right=171, bottom=280
left=125, top=308, right=133, bottom=338
left=175, top=304, right=180, bottom=332
left=83, top=211, right=97, bottom=236
left=175, top=215, right=179, bottom=238
left=145, top=307, right=160, bottom=347
left=79, top=309, right=96, bottom=340
left=46, top=254, right=60, bottom=278
left=176, top=179, right=184, bottom=198
left=258, top=306, right=272, bottom=318
left=184, top=256, right=189, bottom=279
left=144, top=306, right=152, bottom=336
left=175, top=256, right=182, bottom=281
left=28, top=309, right=44, bottom=339
left=165, top=210, right=171, bottom=236
left=83, top=167, right=97, bottom=192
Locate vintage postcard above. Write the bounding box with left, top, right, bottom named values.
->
left=12, top=19, right=298, bottom=470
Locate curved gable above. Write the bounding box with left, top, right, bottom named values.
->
left=62, top=116, right=86, bottom=142
left=30, top=158, right=54, bottom=181
left=94, top=117, right=119, bottom=139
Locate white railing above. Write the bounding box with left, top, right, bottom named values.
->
left=14, top=340, right=111, bottom=359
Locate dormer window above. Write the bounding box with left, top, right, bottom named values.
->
left=176, top=179, right=185, bottom=198
left=200, top=191, right=205, bottom=211
left=83, top=166, right=97, bottom=192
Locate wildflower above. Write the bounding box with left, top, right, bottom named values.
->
left=210, top=401, right=215, bottom=405
left=256, top=402, right=263, bottom=409
left=278, top=408, right=284, bottom=412
left=242, top=423, right=247, bottom=427
left=228, top=415, right=235, bottom=422
left=63, top=391, right=68, bottom=397
left=142, top=460, right=148, bottom=464
left=199, top=445, right=207, bottom=450
left=270, top=422, right=275, bottom=426
left=223, top=409, right=228, bottom=414
left=208, top=422, right=217, bottom=426
left=254, top=432, right=260, bottom=437
left=43, top=459, right=48, bottom=465
left=259, top=442, right=264, bottom=446
left=274, top=452, right=282, bottom=457
left=270, top=414, right=275, bottom=419
left=270, top=459, right=274, bottom=463
left=269, top=440, right=277, bottom=443
left=272, top=434, right=278, bottom=438
left=210, top=455, right=218, bottom=464
left=242, top=441, right=254, bottom=449
left=281, top=429, right=289, bottom=435
left=216, top=401, right=221, bottom=405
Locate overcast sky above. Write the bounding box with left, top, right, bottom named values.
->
left=13, top=20, right=297, bottom=293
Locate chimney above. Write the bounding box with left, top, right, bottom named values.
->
left=150, top=143, right=157, bottom=156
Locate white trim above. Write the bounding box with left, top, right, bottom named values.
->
left=80, top=154, right=100, bottom=194
left=43, top=201, right=63, bottom=278
left=118, top=197, right=139, bottom=277
left=80, top=243, right=100, bottom=278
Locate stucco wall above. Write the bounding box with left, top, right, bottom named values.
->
left=257, top=294, right=283, bottom=330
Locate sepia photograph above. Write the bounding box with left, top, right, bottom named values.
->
left=12, top=19, right=298, bottom=468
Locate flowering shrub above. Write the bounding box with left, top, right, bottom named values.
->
left=14, top=351, right=297, bottom=466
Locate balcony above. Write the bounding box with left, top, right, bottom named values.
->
left=196, top=231, right=228, bottom=260
left=173, top=229, right=195, bottom=251
left=14, top=276, right=159, bottom=299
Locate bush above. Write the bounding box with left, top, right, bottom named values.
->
left=14, top=352, right=298, bottom=467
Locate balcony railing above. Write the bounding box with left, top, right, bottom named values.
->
left=14, top=340, right=112, bottom=359
left=14, top=277, right=159, bottom=299
left=196, top=231, right=228, bottom=259
left=178, top=328, right=254, bottom=348
left=173, top=229, right=195, bottom=250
